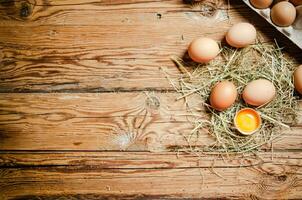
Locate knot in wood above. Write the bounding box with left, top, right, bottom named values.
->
left=156, top=13, right=162, bottom=19
left=145, top=96, right=160, bottom=110
left=20, top=2, right=31, bottom=18
left=189, top=1, right=218, bottom=17
left=277, top=175, right=287, bottom=182
left=199, top=3, right=217, bottom=17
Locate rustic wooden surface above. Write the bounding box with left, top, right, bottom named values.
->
left=0, top=0, right=302, bottom=199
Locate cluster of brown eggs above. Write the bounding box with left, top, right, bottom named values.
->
left=187, top=22, right=275, bottom=110
left=186, top=22, right=302, bottom=135
left=188, top=23, right=257, bottom=63
left=250, top=0, right=301, bottom=27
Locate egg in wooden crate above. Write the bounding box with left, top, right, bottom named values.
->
left=271, top=1, right=297, bottom=27
left=250, top=0, right=273, bottom=9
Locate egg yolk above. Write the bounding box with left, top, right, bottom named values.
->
left=235, top=109, right=260, bottom=133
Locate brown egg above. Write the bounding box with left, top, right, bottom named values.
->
left=294, top=5, right=302, bottom=29
left=250, top=0, right=273, bottom=8
left=210, top=81, right=238, bottom=111
left=271, top=1, right=296, bottom=27
left=290, top=0, right=302, bottom=6
left=188, top=37, right=220, bottom=63
left=294, top=65, right=302, bottom=95
left=242, top=79, right=276, bottom=106
left=226, top=23, right=257, bottom=48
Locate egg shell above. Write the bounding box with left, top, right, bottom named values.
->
left=271, top=1, right=296, bottom=27
left=234, top=108, right=262, bottom=136
left=188, top=37, right=220, bottom=63
left=294, top=65, right=302, bottom=95
left=250, top=0, right=273, bottom=8
left=294, top=6, right=302, bottom=29
left=226, top=23, right=257, bottom=48
left=210, top=81, right=237, bottom=111
left=242, top=79, right=276, bottom=106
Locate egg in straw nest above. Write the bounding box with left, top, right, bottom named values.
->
left=163, top=40, right=299, bottom=154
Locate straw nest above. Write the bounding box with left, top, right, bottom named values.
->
left=165, top=41, right=298, bottom=154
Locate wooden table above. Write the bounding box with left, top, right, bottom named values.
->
left=0, top=0, right=301, bottom=199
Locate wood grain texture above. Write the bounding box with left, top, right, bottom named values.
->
left=0, top=151, right=301, bottom=199
left=0, top=151, right=301, bottom=168
left=0, top=93, right=301, bottom=151
left=0, top=0, right=228, bottom=26
left=0, top=151, right=302, bottom=199
left=0, top=164, right=301, bottom=199
left=0, top=92, right=197, bottom=151
left=1, top=0, right=302, bottom=199
left=0, top=0, right=301, bottom=92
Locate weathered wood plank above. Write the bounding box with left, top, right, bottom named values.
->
left=0, top=0, right=296, bottom=31
left=0, top=18, right=227, bottom=91
left=0, top=93, right=301, bottom=151
left=0, top=151, right=302, bottom=168
left=0, top=0, right=224, bottom=26
left=0, top=163, right=301, bottom=199
left=0, top=92, right=205, bottom=151
left=0, top=0, right=272, bottom=28
left=0, top=1, right=235, bottom=54
left=0, top=1, right=300, bottom=92
left=0, top=59, right=179, bottom=92
left=0, top=1, right=301, bottom=199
